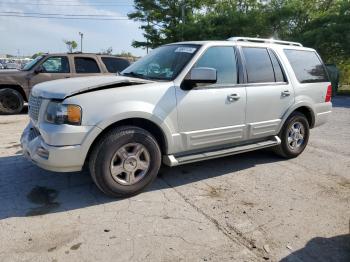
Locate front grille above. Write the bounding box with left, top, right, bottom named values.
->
left=28, top=95, right=43, bottom=121
left=28, top=127, right=41, bottom=141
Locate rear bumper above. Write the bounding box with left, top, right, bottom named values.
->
left=20, top=123, right=101, bottom=172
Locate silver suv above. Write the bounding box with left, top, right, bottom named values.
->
left=21, top=37, right=332, bottom=197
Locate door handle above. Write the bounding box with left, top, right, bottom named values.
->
left=227, top=93, right=240, bottom=102
left=281, top=90, right=290, bottom=97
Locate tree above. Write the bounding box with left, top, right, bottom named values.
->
left=63, top=40, right=78, bottom=53
left=101, top=47, right=113, bottom=55
left=128, top=0, right=210, bottom=49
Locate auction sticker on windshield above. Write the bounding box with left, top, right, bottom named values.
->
left=175, top=47, right=197, bottom=53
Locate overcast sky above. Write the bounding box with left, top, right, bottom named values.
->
left=0, top=0, right=146, bottom=57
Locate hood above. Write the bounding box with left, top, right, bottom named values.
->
left=31, top=75, right=153, bottom=99
left=0, top=70, right=29, bottom=85
left=0, top=69, right=20, bottom=73
left=0, top=69, right=27, bottom=76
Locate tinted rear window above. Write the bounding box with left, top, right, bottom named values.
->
left=75, top=57, right=100, bottom=73
left=242, top=47, right=275, bottom=83
left=102, top=57, right=130, bottom=73
left=284, top=50, right=328, bottom=83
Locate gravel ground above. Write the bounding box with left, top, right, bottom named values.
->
left=0, top=97, right=349, bottom=262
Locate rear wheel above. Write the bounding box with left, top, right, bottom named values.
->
left=0, top=88, right=24, bottom=114
left=274, top=112, right=310, bottom=158
left=89, top=126, right=161, bottom=197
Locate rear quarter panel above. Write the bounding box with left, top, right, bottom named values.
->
left=274, top=46, right=332, bottom=130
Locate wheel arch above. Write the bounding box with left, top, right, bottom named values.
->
left=0, top=84, right=27, bottom=102
left=293, top=106, right=315, bottom=128
left=279, top=104, right=316, bottom=133
left=85, top=117, right=168, bottom=164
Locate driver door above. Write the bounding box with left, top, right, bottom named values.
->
left=29, top=56, right=71, bottom=88
left=176, top=46, right=247, bottom=151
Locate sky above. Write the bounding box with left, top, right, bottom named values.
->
left=0, top=0, right=146, bottom=57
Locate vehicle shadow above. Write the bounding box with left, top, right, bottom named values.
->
left=0, top=149, right=283, bottom=220
left=280, top=234, right=350, bottom=262
left=20, top=104, right=28, bottom=114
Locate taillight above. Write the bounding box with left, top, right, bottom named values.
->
left=325, top=84, right=332, bottom=102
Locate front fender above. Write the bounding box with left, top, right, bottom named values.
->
left=95, top=101, right=176, bottom=150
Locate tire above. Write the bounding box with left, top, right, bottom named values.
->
left=89, top=126, right=162, bottom=197
left=0, top=88, right=24, bottom=114
left=274, top=112, right=310, bottom=158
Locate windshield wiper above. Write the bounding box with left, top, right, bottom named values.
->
left=122, top=71, right=169, bottom=81
left=122, top=71, right=149, bottom=80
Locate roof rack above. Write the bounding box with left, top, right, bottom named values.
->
left=227, top=37, right=303, bottom=47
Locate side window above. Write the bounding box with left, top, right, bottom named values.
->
left=74, top=57, right=100, bottom=73
left=243, top=47, right=276, bottom=83
left=194, top=46, right=238, bottom=85
left=101, top=57, right=130, bottom=73
left=284, top=50, right=328, bottom=83
left=268, top=50, right=286, bottom=82
left=41, top=56, right=69, bottom=73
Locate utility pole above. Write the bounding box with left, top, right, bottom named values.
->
left=79, top=32, right=84, bottom=53
left=181, top=1, right=185, bottom=41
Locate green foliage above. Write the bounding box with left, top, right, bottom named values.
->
left=129, top=0, right=350, bottom=84
left=101, top=47, right=113, bottom=55
left=63, top=40, right=78, bottom=53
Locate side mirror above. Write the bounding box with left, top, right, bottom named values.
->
left=34, top=65, right=44, bottom=74
left=185, top=67, right=217, bottom=84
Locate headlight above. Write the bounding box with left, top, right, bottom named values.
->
left=45, top=101, right=82, bottom=125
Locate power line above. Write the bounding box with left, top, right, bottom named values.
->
left=0, top=0, right=132, bottom=2
left=0, top=14, right=130, bottom=20
left=0, top=11, right=128, bottom=17
left=0, top=2, right=133, bottom=7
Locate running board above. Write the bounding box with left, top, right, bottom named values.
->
left=163, top=136, right=281, bottom=167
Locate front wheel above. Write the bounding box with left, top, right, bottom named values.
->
left=274, top=112, right=310, bottom=158
left=0, top=88, right=24, bottom=114
left=89, top=126, right=161, bottom=197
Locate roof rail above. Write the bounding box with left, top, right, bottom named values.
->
left=227, top=37, right=303, bottom=47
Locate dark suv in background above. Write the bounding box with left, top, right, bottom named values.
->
left=0, top=53, right=131, bottom=114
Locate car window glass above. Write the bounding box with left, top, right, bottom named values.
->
left=41, top=56, right=69, bottom=73
left=268, top=50, right=285, bottom=82
left=101, top=57, right=130, bottom=73
left=243, top=47, right=275, bottom=83
left=284, top=50, right=328, bottom=83
left=122, top=44, right=199, bottom=80
left=74, top=57, right=100, bottom=73
left=194, top=46, right=238, bottom=85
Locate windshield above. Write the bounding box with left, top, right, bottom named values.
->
left=22, top=55, right=44, bottom=71
left=121, top=44, right=200, bottom=81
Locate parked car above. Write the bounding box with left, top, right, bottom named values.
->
left=21, top=37, right=332, bottom=197
left=0, top=53, right=130, bottom=114
left=4, top=62, right=18, bottom=70
left=0, top=63, right=4, bottom=69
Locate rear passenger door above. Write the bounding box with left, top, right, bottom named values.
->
left=240, top=46, right=294, bottom=139
left=73, top=56, right=102, bottom=77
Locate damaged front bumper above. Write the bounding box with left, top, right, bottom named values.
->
left=20, top=122, right=100, bottom=173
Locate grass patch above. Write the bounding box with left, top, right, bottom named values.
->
left=337, top=85, right=350, bottom=96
